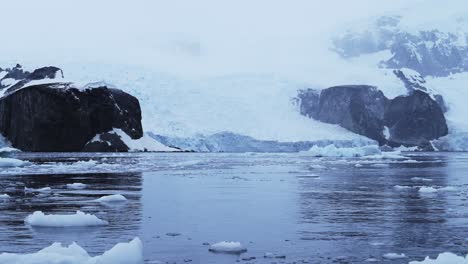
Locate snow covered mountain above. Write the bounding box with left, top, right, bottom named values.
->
left=1, top=0, right=467, bottom=152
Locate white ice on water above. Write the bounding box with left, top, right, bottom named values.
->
left=0, top=157, right=29, bottom=167
left=383, top=253, right=406, bottom=259
left=308, top=144, right=381, bottom=158
left=0, top=237, right=143, bottom=264
left=410, top=252, right=468, bottom=263
left=24, top=187, right=52, bottom=193
left=208, top=242, right=247, bottom=254
left=307, top=144, right=407, bottom=160
left=24, top=211, right=108, bottom=227
left=66, top=183, right=87, bottom=189
left=95, top=194, right=127, bottom=203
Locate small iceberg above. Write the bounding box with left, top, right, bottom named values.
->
left=24, top=187, right=52, bottom=193
left=0, top=194, right=10, bottom=199
left=419, top=187, right=438, bottom=193
left=95, top=194, right=127, bottom=203
left=383, top=253, right=406, bottom=259
left=24, top=211, right=108, bottom=227
left=0, top=157, right=29, bottom=167
left=0, top=237, right=143, bottom=264
left=66, top=183, right=87, bottom=189
left=209, top=242, right=247, bottom=254
left=409, top=252, right=468, bottom=263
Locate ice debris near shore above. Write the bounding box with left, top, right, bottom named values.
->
left=24, top=211, right=108, bottom=227
left=0, top=157, right=29, bottom=167
left=410, top=252, right=468, bottom=263
left=95, top=194, right=127, bottom=203
left=0, top=237, right=143, bottom=264
left=307, top=144, right=406, bottom=159
left=209, top=241, right=247, bottom=254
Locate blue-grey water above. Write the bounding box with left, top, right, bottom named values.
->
left=1, top=152, right=468, bottom=263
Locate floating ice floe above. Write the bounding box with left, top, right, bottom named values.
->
left=411, top=177, right=433, bottom=182
left=0, top=194, right=10, bottom=199
left=419, top=186, right=457, bottom=194
left=308, top=144, right=381, bottom=158
left=95, top=194, right=128, bottom=203
left=394, top=185, right=413, bottom=190
left=409, top=252, right=468, bottom=263
left=24, top=211, right=108, bottom=227
left=24, top=187, right=52, bottom=193
left=383, top=253, right=406, bottom=259
left=0, top=157, right=29, bottom=167
left=66, top=183, right=87, bottom=189
left=0, top=237, right=143, bottom=264
left=209, top=242, right=247, bottom=254
left=74, top=160, right=98, bottom=167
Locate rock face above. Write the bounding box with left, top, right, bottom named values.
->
left=298, top=86, right=448, bottom=148
left=385, top=91, right=448, bottom=147
left=0, top=66, right=143, bottom=152
left=299, top=85, right=389, bottom=144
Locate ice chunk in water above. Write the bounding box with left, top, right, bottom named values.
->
left=409, top=252, right=468, bottom=263
left=209, top=242, right=247, bottom=254
left=66, top=183, right=87, bottom=189
left=0, top=157, right=29, bottom=167
left=0, top=237, right=143, bottom=264
left=95, top=194, right=128, bottom=203
left=24, top=211, right=108, bottom=227
left=383, top=253, right=406, bottom=259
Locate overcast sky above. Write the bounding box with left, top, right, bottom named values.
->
left=2, top=0, right=424, bottom=77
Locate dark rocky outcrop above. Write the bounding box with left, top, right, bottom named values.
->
left=0, top=68, right=143, bottom=152
left=298, top=85, right=389, bottom=144
left=385, top=91, right=448, bottom=147
left=298, top=86, right=448, bottom=149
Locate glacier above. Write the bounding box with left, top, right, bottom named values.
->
left=0, top=0, right=467, bottom=152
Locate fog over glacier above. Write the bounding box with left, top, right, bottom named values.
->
left=1, top=0, right=467, bottom=143
left=1, top=0, right=418, bottom=77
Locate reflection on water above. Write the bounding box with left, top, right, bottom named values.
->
left=0, top=172, right=142, bottom=256
left=1, top=152, right=468, bottom=263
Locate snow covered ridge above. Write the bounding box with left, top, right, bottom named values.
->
left=333, top=14, right=468, bottom=77
left=0, top=237, right=143, bottom=264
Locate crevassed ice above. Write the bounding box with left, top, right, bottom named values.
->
left=0, top=237, right=143, bottom=264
